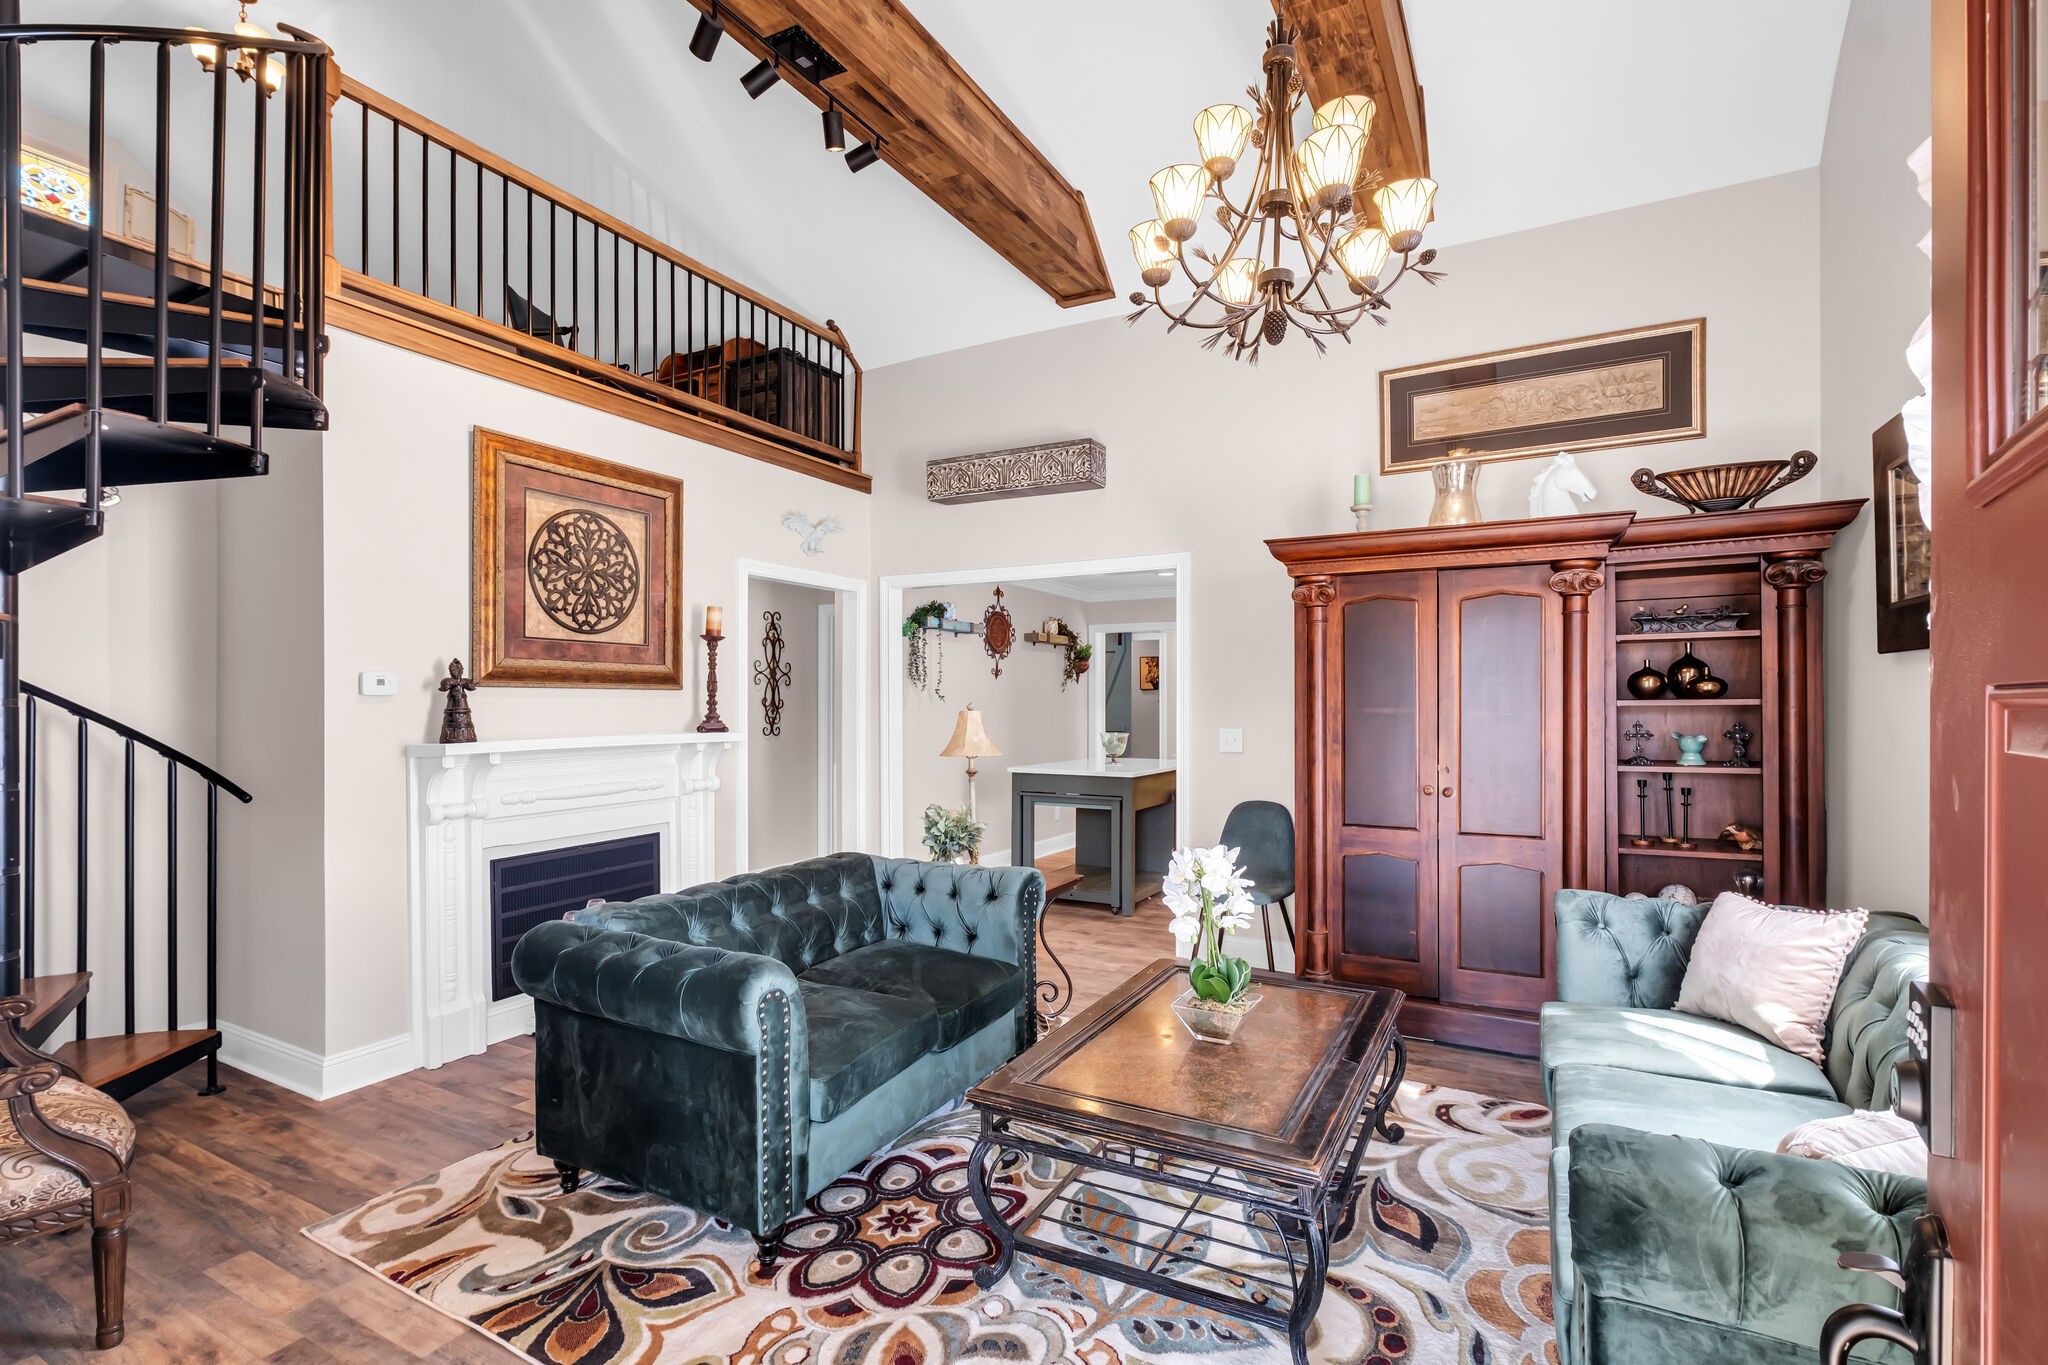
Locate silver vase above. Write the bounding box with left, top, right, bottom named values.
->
left=1428, top=459, right=1485, bottom=526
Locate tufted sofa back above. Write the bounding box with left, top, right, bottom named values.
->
left=1553, top=889, right=1710, bottom=1010
left=1824, top=912, right=1929, bottom=1110
left=873, top=857, right=1040, bottom=972
left=572, top=851, right=887, bottom=973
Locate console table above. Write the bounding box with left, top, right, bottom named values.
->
left=1010, top=760, right=1176, bottom=917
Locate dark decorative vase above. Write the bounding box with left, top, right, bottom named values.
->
left=1626, top=658, right=1667, bottom=700
left=1686, top=668, right=1729, bottom=699
left=1666, top=647, right=1710, bottom=695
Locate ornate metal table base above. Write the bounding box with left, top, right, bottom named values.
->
left=967, top=1034, right=1407, bottom=1365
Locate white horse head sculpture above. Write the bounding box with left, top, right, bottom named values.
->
left=1529, top=451, right=1599, bottom=517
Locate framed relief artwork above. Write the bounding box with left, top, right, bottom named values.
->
left=472, top=428, right=684, bottom=687
left=1138, top=654, right=1160, bottom=691
left=1871, top=412, right=1931, bottom=654
left=1379, top=319, right=1705, bottom=474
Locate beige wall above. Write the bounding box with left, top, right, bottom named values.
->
left=866, top=171, right=1857, bottom=901
left=745, top=577, right=832, bottom=869
left=315, top=329, right=873, bottom=1056
left=1817, top=0, right=1932, bottom=916
left=897, top=581, right=1093, bottom=862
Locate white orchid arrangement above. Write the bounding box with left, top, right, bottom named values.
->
left=1163, top=844, right=1258, bottom=1006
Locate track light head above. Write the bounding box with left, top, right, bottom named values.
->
left=822, top=107, right=846, bottom=153
left=689, top=8, right=724, bottom=62
left=740, top=58, right=780, bottom=98
left=845, top=139, right=881, bottom=173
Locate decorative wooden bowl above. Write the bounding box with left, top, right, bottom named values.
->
left=1631, top=451, right=1817, bottom=513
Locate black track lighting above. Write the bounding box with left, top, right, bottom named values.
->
left=845, top=139, right=881, bottom=173
left=689, top=8, right=725, bottom=62
left=821, top=106, right=846, bottom=154
left=740, top=58, right=780, bottom=98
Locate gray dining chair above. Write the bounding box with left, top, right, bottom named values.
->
left=1220, top=800, right=1295, bottom=970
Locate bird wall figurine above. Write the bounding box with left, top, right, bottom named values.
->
left=782, top=510, right=843, bottom=557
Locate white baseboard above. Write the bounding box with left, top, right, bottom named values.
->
left=214, top=1020, right=416, bottom=1102
left=981, top=831, right=1076, bottom=869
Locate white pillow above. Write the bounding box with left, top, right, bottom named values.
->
left=1674, top=892, right=1868, bottom=1063
left=1779, top=1110, right=1929, bottom=1177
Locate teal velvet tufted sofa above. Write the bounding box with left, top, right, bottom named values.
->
left=1541, top=890, right=1928, bottom=1365
left=510, top=852, right=1043, bottom=1262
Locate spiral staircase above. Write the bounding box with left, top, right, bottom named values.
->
left=0, top=16, right=330, bottom=1097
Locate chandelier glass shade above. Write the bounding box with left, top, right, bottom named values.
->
left=187, top=1, right=285, bottom=93
left=1127, top=20, right=1443, bottom=360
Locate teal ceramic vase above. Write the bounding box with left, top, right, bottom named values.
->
left=1673, top=733, right=1709, bottom=766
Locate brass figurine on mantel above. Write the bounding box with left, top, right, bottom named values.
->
left=438, top=658, right=478, bottom=744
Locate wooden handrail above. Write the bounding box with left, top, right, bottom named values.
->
left=333, top=71, right=858, bottom=369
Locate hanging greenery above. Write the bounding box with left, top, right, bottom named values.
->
left=1046, top=616, right=1093, bottom=691
left=903, top=599, right=950, bottom=699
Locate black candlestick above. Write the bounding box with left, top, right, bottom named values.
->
left=1678, top=786, right=1696, bottom=850
left=1660, top=774, right=1679, bottom=845
left=1631, top=778, right=1653, bottom=847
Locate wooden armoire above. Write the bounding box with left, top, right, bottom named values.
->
left=1268, top=500, right=1862, bottom=1053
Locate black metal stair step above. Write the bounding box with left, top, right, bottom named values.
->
left=51, top=1029, right=222, bottom=1101
left=0, top=490, right=100, bottom=573
left=1, top=356, right=326, bottom=431
left=22, top=278, right=289, bottom=363
left=19, top=213, right=224, bottom=307
left=6, top=403, right=268, bottom=493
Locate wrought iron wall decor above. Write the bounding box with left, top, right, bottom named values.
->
left=925, top=439, right=1107, bottom=504
left=982, top=586, right=1015, bottom=678
left=753, top=610, right=792, bottom=737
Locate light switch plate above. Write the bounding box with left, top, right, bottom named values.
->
left=358, top=670, right=397, bottom=697
left=1218, top=728, right=1244, bottom=753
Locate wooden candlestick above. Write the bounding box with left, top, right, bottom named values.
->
left=696, top=631, right=730, bottom=733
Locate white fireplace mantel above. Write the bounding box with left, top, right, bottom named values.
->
left=404, top=733, right=738, bottom=1070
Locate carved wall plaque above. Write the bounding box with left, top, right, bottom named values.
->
left=925, top=438, right=1107, bottom=505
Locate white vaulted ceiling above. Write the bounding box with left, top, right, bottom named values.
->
left=76, top=0, right=1851, bottom=367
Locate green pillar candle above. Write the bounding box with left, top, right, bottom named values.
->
left=1352, top=472, right=1370, bottom=506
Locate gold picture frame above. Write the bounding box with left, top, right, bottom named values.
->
left=1378, top=319, right=1706, bottom=474
left=472, top=428, right=684, bottom=688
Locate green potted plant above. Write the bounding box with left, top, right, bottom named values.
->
left=1163, top=844, right=1260, bottom=1042
left=921, top=802, right=985, bottom=864
left=902, top=599, right=950, bottom=698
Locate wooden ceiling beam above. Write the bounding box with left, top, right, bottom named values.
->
left=1277, top=0, right=1431, bottom=185
left=688, top=0, right=1115, bottom=308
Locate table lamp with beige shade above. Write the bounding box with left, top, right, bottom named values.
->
left=940, top=703, right=1001, bottom=819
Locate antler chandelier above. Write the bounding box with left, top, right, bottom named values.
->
left=1126, top=18, right=1443, bottom=361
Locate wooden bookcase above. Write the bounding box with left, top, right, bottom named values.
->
left=1269, top=499, right=1862, bottom=1054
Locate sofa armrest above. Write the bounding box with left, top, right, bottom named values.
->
left=511, top=920, right=804, bottom=1057
left=869, top=857, right=1043, bottom=977
left=1553, top=889, right=1707, bottom=1008
left=1568, top=1123, right=1925, bottom=1357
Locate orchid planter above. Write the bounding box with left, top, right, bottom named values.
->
left=1164, top=844, right=1262, bottom=1044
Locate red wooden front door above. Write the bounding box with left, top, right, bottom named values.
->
left=1930, top=0, right=2048, bottom=1355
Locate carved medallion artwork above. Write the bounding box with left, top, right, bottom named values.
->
left=1412, top=360, right=1667, bottom=444
left=925, top=438, right=1107, bottom=504
left=472, top=429, right=683, bottom=688
left=528, top=509, right=641, bottom=634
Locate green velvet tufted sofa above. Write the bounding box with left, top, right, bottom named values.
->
left=510, top=852, right=1043, bottom=1262
left=1541, top=889, right=1929, bottom=1365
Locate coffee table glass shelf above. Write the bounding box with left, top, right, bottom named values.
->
left=966, top=959, right=1407, bottom=1365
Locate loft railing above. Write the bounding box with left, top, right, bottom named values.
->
left=327, top=75, right=863, bottom=473
left=21, top=682, right=251, bottom=1094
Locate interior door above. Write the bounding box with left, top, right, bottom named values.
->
left=1926, top=0, right=2048, bottom=1355
left=1331, top=571, right=1439, bottom=998
left=1435, top=565, right=1561, bottom=1014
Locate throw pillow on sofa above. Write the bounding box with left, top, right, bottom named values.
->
left=1673, top=891, right=1867, bottom=1063
left=1779, top=1109, right=1929, bottom=1176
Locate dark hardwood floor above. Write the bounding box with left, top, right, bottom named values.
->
left=3, top=897, right=1541, bottom=1361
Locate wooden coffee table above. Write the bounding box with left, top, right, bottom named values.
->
left=965, top=959, right=1406, bottom=1365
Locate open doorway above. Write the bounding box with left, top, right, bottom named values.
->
left=735, top=560, right=867, bottom=871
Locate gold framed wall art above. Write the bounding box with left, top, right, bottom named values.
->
left=472, top=428, right=684, bottom=688
left=1379, top=319, right=1706, bottom=474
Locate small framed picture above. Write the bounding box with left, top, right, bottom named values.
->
left=1138, top=655, right=1160, bottom=691
left=1871, top=412, right=1930, bottom=654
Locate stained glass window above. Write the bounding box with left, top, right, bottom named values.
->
left=20, top=149, right=91, bottom=226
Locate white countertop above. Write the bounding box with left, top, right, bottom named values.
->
left=1007, top=758, right=1177, bottom=778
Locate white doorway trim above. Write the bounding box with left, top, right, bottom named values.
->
left=817, top=603, right=839, bottom=852
left=734, top=559, right=869, bottom=871
left=878, top=551, right=1192, bottom=859
left=1089, top=622, right=1175, bottom=762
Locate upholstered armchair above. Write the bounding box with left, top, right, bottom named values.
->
left=512, top=852, right=1043, bottom=1263
left=1, top=998, right=135, bottom=1350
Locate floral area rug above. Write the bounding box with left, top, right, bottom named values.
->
left=304, top=1084, right=1554, bottom=1365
